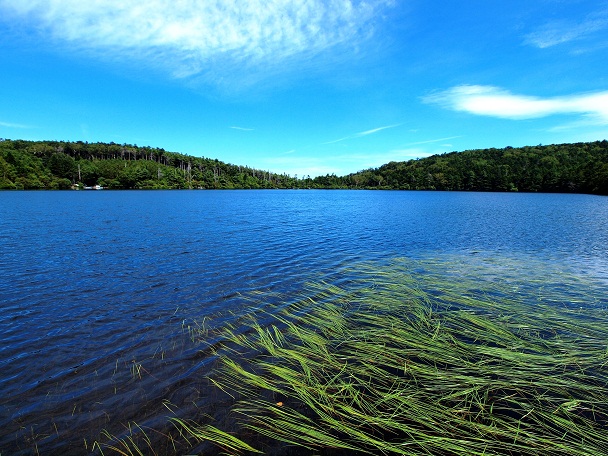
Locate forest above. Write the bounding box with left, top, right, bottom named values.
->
left=1, top=138, right=607, bottom=194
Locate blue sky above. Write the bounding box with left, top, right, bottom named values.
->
left=1, top=0, right=607, bottom=177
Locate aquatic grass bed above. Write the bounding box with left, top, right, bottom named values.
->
left=96, top=256, right=608, bottom=455
left=175, top=257, right=608, bottom=455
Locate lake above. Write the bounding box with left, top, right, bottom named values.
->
left=1, top=190, right=607, bottom=454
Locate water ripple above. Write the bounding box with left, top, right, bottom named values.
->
left=1, top=190, right=607, bottom=453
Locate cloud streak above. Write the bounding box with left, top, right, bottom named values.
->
left=322, top=123, right=400, bottom=144
left=0, top=0, right=394, bottom=85
left=424, top=85, right=608, bottom=124
left=403, top=135, right=461, bottom=146
left=230, top=126, right=255, bottom=131
left=357, top=124, right=400, bottom=136
left=0, top=120, right=31, bottom=129
left=524, top=10, right=608, bottom=48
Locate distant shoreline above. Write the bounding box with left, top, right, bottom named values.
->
left=1, top=139, right=607, bottom=195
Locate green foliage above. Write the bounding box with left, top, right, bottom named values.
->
left=345, top=141, right=608, bottom=194
left=0, top=139, right=306, bottom=190
left=0, top=138, right=606, bottom=193
left=48, top=152, right=76, bottom=179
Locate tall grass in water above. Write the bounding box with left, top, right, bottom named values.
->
left=97, top=257, right=608, bottom=455
left=179, top=257, right=608, bottom=455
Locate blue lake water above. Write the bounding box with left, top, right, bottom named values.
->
left=1, top=190, right=607, bottom=454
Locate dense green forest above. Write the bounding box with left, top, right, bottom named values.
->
left=1, top=138, right=607, bottom=194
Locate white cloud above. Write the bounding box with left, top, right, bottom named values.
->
left=339, top=149, right=431, bottom=164
left=259, top=142, right=438, bottom=177
left=357, top=124, right=401, bottom=136
left=322, top=135, right=352, bottom=145
left=424, top=85, right=608, bottom=124
left=524, top=11, right=608, bottom=48
left=322, top=123, right=400, bottom=144
left=0, top=120, right=31, bottom=128
left=259, top=148, right=400, bottom=177
left=0, top=0, right=393, bottom=85
left=230, top=126, right=255, bottom=131
left=403, top=135, right=461, bottom=146
left=258, top=153, right=337, bottom=177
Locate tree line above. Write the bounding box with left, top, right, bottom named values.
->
left=345, top=141, right=608, bottom=194
left=0, top=138, right=607, bottom=194
left=0, top=139, right=303, bottom=190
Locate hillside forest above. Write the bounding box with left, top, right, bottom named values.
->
left=1, top=138, right=607, bottom=194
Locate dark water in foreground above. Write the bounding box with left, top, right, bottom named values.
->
left=1, top=190, right=607, bottom=454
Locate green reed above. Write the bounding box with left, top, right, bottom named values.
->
left=95, top=256, right=608, bottom=455
left=185, top=257, right=608, bottom=455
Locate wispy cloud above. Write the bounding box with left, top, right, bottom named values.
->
left=322, top=123, right=401, bottom=144
left=230, top=126, right=255, bottom=131
left=258, top=154, right=337, bottom=177
left=424, top=85, right=608, bottom=124
left=357, top=124, right=401, bottom=136
left=524, top=10, right=608, bottom=48
left=0, top=0, right=394, bottom=86
left=0, top=120, right=31, bottom=129
left=260, top=143, right=435, bottom=177
left=335, top=149, right=429, bottom=163
left=322, top=136, right=352, bottom=145
left=403, top=135, right=461, bottom=146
